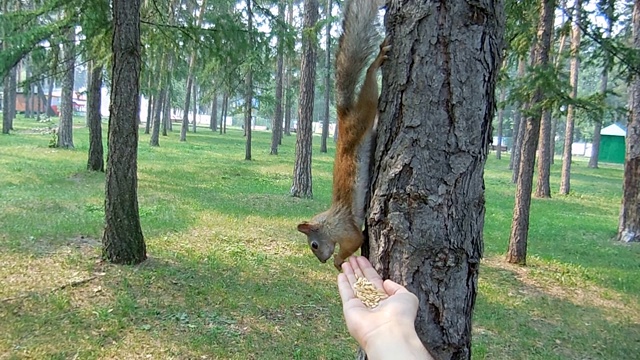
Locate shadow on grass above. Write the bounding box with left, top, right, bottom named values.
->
left=0, top=249, right=350, bottom=359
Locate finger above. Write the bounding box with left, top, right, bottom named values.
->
left=348, top=256, right=365, bottom=279
left=337, top=273, right=356, bottom=304
left=355, top=256, right=384, bottom=289
left=383, top=279, right=410, bottom=296
left=341, top=260, right=357, bottom=288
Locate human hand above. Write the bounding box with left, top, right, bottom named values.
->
left=337, top=256, right=431, bottom=359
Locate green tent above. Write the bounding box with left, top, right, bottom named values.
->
left=598, top=124, right=626, bottom=164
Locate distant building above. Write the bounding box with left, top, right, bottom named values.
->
left=598, top=123, right=626, bottom=164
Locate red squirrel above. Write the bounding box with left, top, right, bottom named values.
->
left=297, top=0, right=389, bottom=270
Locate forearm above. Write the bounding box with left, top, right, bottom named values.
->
left=362, top=325, right=433, bottom=360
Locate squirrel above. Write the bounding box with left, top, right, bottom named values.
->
left=297, top=0, right=389, bottom=270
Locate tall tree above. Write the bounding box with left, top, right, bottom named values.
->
left=617, top=0, right=640, bottom=243
left=102, top=0, right=146, bottom=264
left=210, top=93, right=217, bottom=131
left=87, top=61, right=104, bottom=172
left=507, top=0, right=556, bottom=265
left=320, top=0, right=332, bottom=153
left=244, top=0, right=254, bottom=161
left=589, top=0, right=614, bottom=168
left=1, top=0, right=10, bottom=135
left=271, top=0, right=286, bottom=155
left=284, top=2, right=294, bottom=137
left=559, top=0, right=583, bottom=195
left=535, top=108, right=552, bottom=197
left=291, top=0, right=318, bottom=198
left=366, top=0, right=503, bottom=358
left=57, top=26, right=76, bottom=148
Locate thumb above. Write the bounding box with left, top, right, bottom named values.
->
left=383, top=279, right=410, bottom=296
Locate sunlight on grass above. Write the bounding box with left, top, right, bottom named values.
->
left=1, top=116, right=639, bottom=359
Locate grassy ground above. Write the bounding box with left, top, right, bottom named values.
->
left=0, top=116, right=638, bottom=359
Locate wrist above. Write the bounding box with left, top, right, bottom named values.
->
left=361, top=323, right=432, bottom=360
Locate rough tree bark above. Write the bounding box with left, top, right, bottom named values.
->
left=87, top=61, right=104, bottom=172
left=617, top=0, right=640, bottom=243
left=320, top=0, right=332, bottom=153
left=290, top=0, right=318, bottom=198
left=507, top=0, right=556, bottom=265
left=559, top=0, right=583, bottom=195
left=367, top=1, right=503, bottom=359
left=102, top=0, right=146, bottom=264
left=284, top=2, right=294, bottom=137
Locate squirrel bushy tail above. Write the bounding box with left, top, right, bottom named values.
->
left=335, top=0, right=380, bottom=113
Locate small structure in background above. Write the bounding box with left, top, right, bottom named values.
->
left=598, top=123, right=626, bottom=164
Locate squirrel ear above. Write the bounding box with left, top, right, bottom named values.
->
left=297, top=222, right=316, bottom=235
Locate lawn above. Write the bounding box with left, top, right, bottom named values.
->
left=0, top=116, right=638, bottom=359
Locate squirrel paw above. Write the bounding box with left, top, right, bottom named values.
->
left=374, top=37, right=391, bottom=67
left=333, top=256, right=344, bottom=271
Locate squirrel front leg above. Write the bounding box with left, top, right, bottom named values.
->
left=334, top=231, right=365, bottom=270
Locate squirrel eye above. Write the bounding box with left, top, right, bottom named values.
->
left=311, top=241, right=319, bottom=250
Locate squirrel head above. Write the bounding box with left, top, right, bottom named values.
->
left=297, top=221, right=335, bottom=263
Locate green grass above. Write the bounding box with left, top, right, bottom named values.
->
left=1, top=116, right=638, bottom=359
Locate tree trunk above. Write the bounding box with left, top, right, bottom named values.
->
left=210, top=93, right=218, bottom=131
left=162, top=84, right=170, bottom=136
left=368, top=1, right=503, bottom=358
left=192, top=81, right=197, bottom=133
left=181, top=70, right=193, bottom=141
left=290, top=0, right=318, bottom=198
left=559, top=0, right=582, bottom=195
left=617, top=0, right=640, bottom=243
left=245, top=0, right=254, bottom=161
left=47, top=78, right=55, bottom=117
left=496, top=87, right=505, bottom=159
left=284, top=2, right=294, bottom=138
left=535, top=109, right=552, bottom=197
left=150, top=87, right=165, bottom=146
left=507, top=0, right=556, bottom=265
left=9, top=66, right=16, bottom=130
left=145, top=93, right=153, bottom=134
left=510, top=58, right=526, bottom=178
left=103, top=0, right=146, bottom=264
left=220, top=93, right=227, bottom=134
left=271, top=0, right=286, bottom=155
left=87, top=61, right=104, bottom=172
left=57, top=26, right=75, bottom=148
left=25, top=66, right=32, bottom=119
left=2, top=74, right=10, bottom=134
left=320, top=0, right=331, bottom=153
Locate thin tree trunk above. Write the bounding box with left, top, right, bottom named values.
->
left=496, top=88, right=505, bottom=159
left=535, top=109, right=552, bottom=197
left=320, top=0, right=331, bottom=153
left=192, top=81, right=197, bottom=133
left=291, top=0, right=318, bottom=198
left=103, top=0, right=146, bottom=264
left=1, top=0, right=9, bottom=134
left=87, top=61, right=104, bottom=172
left=271, top=0, right=286, bottom=155
left=368, top=0, right=503, bottom=357
left=284, top=1, right=294, bottom=138
left=57, top=26, right=75, bottom=148
left=9, top=67, right=16, bottom=129
left=145, top=94, right=153, bottom=134
left=150, top=88, right=165, bottom=146
left=507, top=0, right=556, bottom=265
left=510, top=58, right=526, bottom=178
left=559, top=0, right=583, bottom=195
left=47, top=78, right=54, bottom=116
left=245, top=0, right=253, bottom=161
left=220, top=93, right=227, bottom=134
left=210, top=93, right=218, bottom=131
left=162, top=84, right=170, bottom=136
